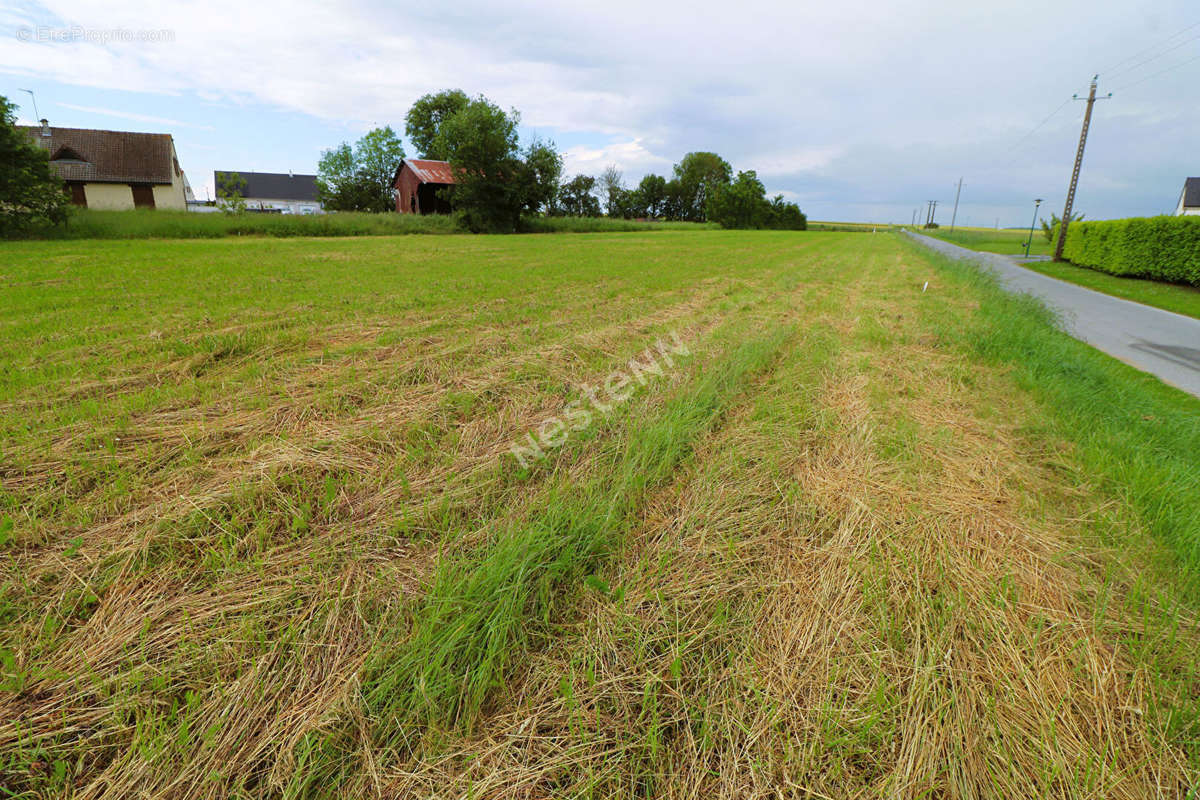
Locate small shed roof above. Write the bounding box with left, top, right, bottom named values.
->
left=21, top=125, right=176, bottom=184
left=397, top=159, right=458, bottom=185
left=215, top=171, right=319, bottom=201
left=1182, top=177, right=1200, bottom=208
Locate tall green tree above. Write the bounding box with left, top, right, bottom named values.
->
left=706, top=170, right=768, bottom=229
left=317, top=126, right=404, bottom=212
left=405, top=89, right=470, bottom=160
left=0, top=95, right=69, bottom=236
left=599, top=165, right=624, bottom=217
left=434, top=95, right=524, bottom=232
left=636, top=174, right=668, bottom=219
left=768, top=194, right=807, bottom=230
left=672, top=152, right=732, bottom=222
left=706, top=170, right=806, bottom=230
left=518, top=138, right=563, bottom=215
left=557, top=174, right=602, bottom=217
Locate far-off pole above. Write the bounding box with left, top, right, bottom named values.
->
left=950, top=177, right=962, bottom=232
left=1054, top=75, right=1109, bottom=261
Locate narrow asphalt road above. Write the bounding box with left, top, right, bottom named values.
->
left=904, top=231, right=1200, bottom=400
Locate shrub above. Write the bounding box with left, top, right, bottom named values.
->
left=1062, top=216, right=1200, bottom=286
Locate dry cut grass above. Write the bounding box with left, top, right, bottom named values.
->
left=0, top=232, right=1197, bottom=798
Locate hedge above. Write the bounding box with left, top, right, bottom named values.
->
left=1061, top=215, right=1200, bottom=286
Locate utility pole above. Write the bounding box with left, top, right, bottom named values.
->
left=911, top=208, right=917, bottom=228
left=926, top=200, right=938, bottom=227
left=1024, top=198, right=1043, bottom=258
left=1054, top=75, right=1110, bottom=261
left=950, top=178, right=962, bottom=232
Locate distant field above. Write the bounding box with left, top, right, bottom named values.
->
left=922, top=225, right=1053, bottom=256
left=1, top=231, right=1198, bottom=796
left=808, top=220, right=895, bottom=232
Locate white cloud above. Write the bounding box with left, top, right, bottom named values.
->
left=56, top=102, right=214, bottom=130
left=2, top=0, right=1197, bottom=221
left=561, top=139, right=672, bottom=181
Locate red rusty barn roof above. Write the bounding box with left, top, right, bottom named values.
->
left=397, top=159, right=458, bottom=185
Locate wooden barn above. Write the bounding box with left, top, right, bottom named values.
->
left=393, top=158, right=456, bottom=214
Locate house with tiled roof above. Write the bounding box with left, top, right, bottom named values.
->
left=20, top=119, right=188, bottom=210
left=214, top=171, right=322, bottom=214
left=1176, top=178, right=1200, bottom=216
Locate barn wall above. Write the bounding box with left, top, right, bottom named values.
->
left=395, top=167, right=421, bottom=214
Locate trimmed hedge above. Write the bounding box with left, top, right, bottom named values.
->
left=1061, top=215, right=1200, bottom=286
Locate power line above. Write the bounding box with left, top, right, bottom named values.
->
left=999, top=96, right=1074, bottom=165
left=1099, top=19, right=1200, bottom=75
left=1105, top=32, right=1200, bottom=82
left=1112, top=51, right=1200, bottom=92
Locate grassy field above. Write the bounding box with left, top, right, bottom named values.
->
left=1, top=231, right=1198, bottom=797
left=18, top=209, right=716, bottom=239
left=921, top=225, right=1053, bottom=256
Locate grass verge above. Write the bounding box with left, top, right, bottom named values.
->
left=1017, top=256, right=1200, bottom=320
left=902, top=235, right=1200, bottom=580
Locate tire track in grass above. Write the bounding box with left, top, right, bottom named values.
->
left=359, top=323, right=794, bottom=747
left=0, top=301, right=754, bottom=799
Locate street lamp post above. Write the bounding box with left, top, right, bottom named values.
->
left=1024, top=199, right=1043, bottom=258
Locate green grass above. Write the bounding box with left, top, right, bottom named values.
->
left=14, top=208, right=716, bottom=240
left=1016, top=256, right=1200, bottom=320
left=363, top=323, right=788, bottom=737
left=921, top=225, right=1052, bottom=256
left=1, top=230, right=1198, bottom=795
left=901, top=235, right=1200, bottom=575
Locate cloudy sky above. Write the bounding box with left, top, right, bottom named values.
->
left=1, top=0, right=1196, bottom=225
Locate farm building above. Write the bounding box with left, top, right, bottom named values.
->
left=214, top=171, right=322, bottom=214
left=1176, top=178, right=1200, bottom=216
left=393, top=158, right=456, bottom=214
left=20, top=120, right=188, bottom=210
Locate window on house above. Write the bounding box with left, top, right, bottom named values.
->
left=51, top=146, right=86, bottom=163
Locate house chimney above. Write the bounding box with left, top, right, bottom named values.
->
left=39, top=118, right=50, bottom=137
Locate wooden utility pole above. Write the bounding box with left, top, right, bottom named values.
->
left=950, top=178, right=962, bottom=231
left=1054, top=75, right=1109, bottom=261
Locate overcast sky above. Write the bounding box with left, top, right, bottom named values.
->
left=2, top=0, right=1197, bottom=225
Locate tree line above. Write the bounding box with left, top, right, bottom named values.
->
left=567, top=157, right=805, bottom=230
left=0, top=88, right=804, bottom=236
left=317, top=89, right=805, bottom=232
